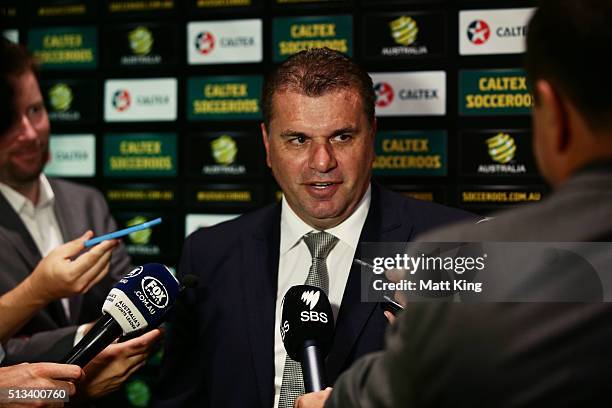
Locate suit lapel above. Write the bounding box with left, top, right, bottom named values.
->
left=326, top=184, right=414, bottom=380
left=0, top=192, right=41, bottom=274
left=0, top=188, right=69, bottom=327
left=241, top=204, right=281, bottom=408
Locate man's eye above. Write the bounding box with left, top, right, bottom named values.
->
left=290, top=136, right=307, bottom=145
left=334, top=134, right=351, bottom=142
left=28, top=105, right=45, bottom=116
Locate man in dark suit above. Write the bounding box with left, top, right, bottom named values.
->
left=153, top=48, right=475, bottom=408
left=296, top=2, right=612, bottom=407
left=0, top=38, right=161, bottom=400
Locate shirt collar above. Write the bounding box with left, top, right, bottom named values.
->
left=280, top=184, right=371, bottom=255
left=37, top=174, right=55, bottom=208
left=0, top=174, right=54, bottom=216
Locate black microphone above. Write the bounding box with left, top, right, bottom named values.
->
left=280, top=285, right=334, bottom=392
left=61, top=263, right=181, bottom=367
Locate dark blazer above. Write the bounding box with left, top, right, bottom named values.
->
left=0, top=178, right=130, bottom=364
left=153, top=184, right=476, bottom=407
left=327, top=165, right=612, bottom=408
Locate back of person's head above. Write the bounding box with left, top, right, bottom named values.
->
left=262, top=47, right=375, bottom=129
left=526, top=0, right=612, bottom=132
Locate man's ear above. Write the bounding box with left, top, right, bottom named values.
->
left=534, top=79, right=570, bottom=153
left=260, top=122, right=272, bottom=168
left=369, top=117, right=377, bottom=166
left=370, top=117, right=377, bottom=139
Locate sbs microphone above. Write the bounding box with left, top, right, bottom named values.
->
left=280, top=285, right=334, bottom=392
left=61, top=263, right=180, bottom=367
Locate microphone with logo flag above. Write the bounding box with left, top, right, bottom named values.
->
left=61, top=263, right=183, bottom=367
left=280, top=285, right=334, bottom=392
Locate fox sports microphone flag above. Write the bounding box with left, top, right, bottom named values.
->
left=103, top=263, right=180, bottom=334
left=62, top=263, right=180, bottom=366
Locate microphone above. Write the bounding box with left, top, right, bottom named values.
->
left=280, top=285, right=334, bottom=392
left=61, top=263, right=181, bottom=367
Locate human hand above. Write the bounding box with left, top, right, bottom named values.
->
left=383, top=310, right=396, bottom=325
left=78, top=328, right=162, bottom=399
left=0, top=362, right=83, bottom=407
left=384, top=267, right=408, bottom=308
left=293, top=388, right=333, bottom=408
left=26, top=231, right=117, bottom=303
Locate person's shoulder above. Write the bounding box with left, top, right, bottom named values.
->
left=48, top=178, right=102, bottom=198
left=416, top=200, right=550, bottom=242
left=378, top=185, right=479, bottom=230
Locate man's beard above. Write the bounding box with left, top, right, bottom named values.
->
left=5, top=142, right=49, bottom=185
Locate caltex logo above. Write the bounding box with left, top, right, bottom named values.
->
left=374, top=82, right=394, bottom=108
left=112, top=89, right=131, bottom=112
left=196, top=31, right=215, bottom=55
left=467, top=20, right=491, bottom=45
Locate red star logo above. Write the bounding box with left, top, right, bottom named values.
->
left=374, top=82, right=394, bottom=108
left=467, top=20, right=491, bottom=45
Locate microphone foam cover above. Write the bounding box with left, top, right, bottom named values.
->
left=102, top=263, right=180, bottom=335
left=280, top=285, right=334, bottom=361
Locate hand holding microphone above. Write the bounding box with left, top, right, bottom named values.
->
left=62, top=263, right=181, bottom=367
left=78, top=328, right=162, bottom=399
left=280, top=285, right=335, bottom=393
left=59, top=263, right=197, bottom=399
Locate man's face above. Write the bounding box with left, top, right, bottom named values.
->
left=0, top=71, right=50, bottom=186
left=262, top=89, right=375, bottom=230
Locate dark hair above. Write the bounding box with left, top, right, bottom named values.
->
left=0, top=38, right=30, bottom=135
left=262, top=48, right=375, bottom=129
left=0, top=37, right=39, bottom=80
left=525, top=0, right=612, bottom=130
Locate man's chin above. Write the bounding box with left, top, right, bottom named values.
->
left=9, top=165, right=43, bottom=184
left=305, top=207, right=350, bottom=228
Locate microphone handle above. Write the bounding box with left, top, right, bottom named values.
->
left=61, top=314, right=123, bottom=367
left=301, top=340, right=326, bottom=392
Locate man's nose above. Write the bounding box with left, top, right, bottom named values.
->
left=16, top=115, right=38, bottom=141
left=308, top=141, right=338, bottom=173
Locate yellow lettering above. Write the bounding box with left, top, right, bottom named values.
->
left=43, top=34, right=82, bottom=48
left=382, top=139, right=429, bottom=153
left=204, top=83, right=248, bottom=98
left=478, top=76, right=528, bottom=92
left=290, top=24, right=336, bottom=39
left=278, top=39, right=348, bottom=56
left=119, top=141, right=162, bottom=155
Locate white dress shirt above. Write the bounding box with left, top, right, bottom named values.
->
left=273, top=185, right=371, bottom=408
left=0, top=174, right=69, bottom=319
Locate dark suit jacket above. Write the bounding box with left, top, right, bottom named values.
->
left=0, top=178, right=131, bottom=364
left=327, top=165, right=612, bottom=408
left=153, top=184, right=475, bottom=407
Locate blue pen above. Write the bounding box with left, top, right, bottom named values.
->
left=84, top=217, right=162, bottom=248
